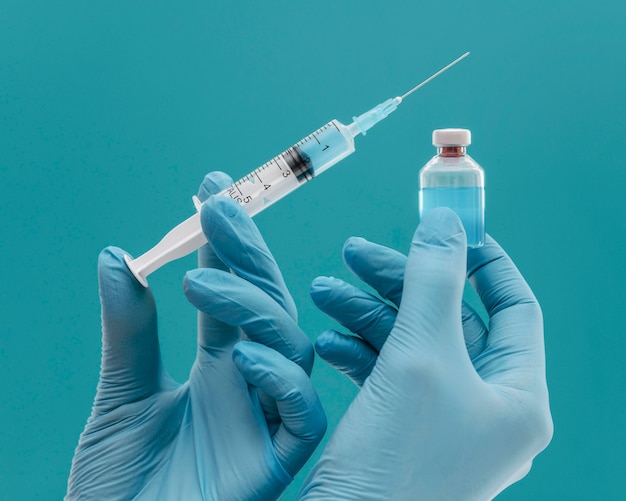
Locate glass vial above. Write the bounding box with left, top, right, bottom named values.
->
left=419, top=129, right=485, bottom=247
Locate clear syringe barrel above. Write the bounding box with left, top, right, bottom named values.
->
left=124, top=119, right=357, bottom=286
left=124, top=51, right=471, bottom=286
left=223, top=119, right=356, bottom=217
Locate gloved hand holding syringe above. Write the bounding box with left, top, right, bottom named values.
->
left=125, top=52, right=470, bottom=286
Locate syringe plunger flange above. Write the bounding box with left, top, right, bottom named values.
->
left=124, top=253, right=149, bottom=287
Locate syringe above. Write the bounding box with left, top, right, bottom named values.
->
left=125, top=52, right=470, bottom=286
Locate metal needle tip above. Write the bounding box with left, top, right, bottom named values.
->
left=400, top=51, right=470, bottom=100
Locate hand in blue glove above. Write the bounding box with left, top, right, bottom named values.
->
left=299, top=208, right=553, bottom=500
left=66, top=172, right=326, bottom=501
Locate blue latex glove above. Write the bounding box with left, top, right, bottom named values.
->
left=299, top=208, right=553, bottom=500
left=66, top=172, right=326, bottom=501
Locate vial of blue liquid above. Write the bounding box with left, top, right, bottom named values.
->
left=419, top=129, right=485, bottom=247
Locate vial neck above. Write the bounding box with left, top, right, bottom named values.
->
left=437, top=146, right=466, bottom=157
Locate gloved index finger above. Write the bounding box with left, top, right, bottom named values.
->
left=185, top=269, right=314, bottom=374
left=467, top=235, right=539, bottom=318
left=197, top=172, right=234, bottom=272
left=201, top=196, right=298, bottom=321
left=342, top=237, right=406, bottom=307
left=310, top=276, right=396, bottom=352
left=197, top=171, right=233, bottom=204
left=467, top=236, right=546, bottom=387
left=196, top=172, right=239, bottom=344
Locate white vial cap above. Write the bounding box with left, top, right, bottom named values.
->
left=432, top=128, right=471, bottom=147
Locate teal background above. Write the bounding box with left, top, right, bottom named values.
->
left=1, top=1, right=625, bottom=499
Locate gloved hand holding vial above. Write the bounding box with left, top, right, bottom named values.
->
left=300, top=209, right=553, bottom=500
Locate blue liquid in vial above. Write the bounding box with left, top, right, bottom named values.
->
left=419, top=187, right=485, bottom=247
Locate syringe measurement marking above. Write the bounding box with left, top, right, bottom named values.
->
left=226, top=120, right=343, bottom=207
left=311, top=130, right=330, bottom=151
left=295, top=122, right=332, bottom=148
left=230, top=153, right=299, bottom=204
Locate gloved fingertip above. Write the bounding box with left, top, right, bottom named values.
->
left=200, top=196, right=243, bottom=236
left=98, top=246, right=139, bottom=284
left=231, top=346, right=256, bottom=379
left=182, top=268, right=208, bottom=297
left=197, top=171, right=233, bottom=202
left=314, top=330, right=340, bottom=357
left=310, top=276, right=332, bottom=292
left=184, top=267, right=203, bottom=281
left=232, top=342, right=287, bottom=383
left=231, top=341, right=247, bottom=365
left=415, top=207, right=466, bottom=247
left=310, top=276, right=342, bottom=307
left=98, top=247, right=156, bottom=315
left=98, top=245, right=126, bottom=268
left=342, top=236, right=367, bottom=262
left=215, top=195, right=241, bottom=217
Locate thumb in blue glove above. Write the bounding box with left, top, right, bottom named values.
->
left=299, top=208, right=553, bottom=500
